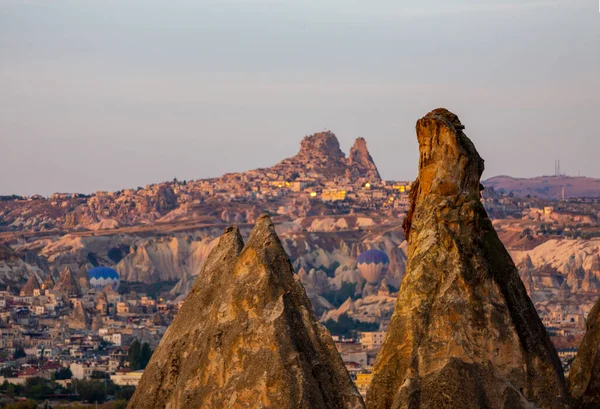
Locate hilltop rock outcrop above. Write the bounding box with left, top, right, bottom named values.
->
left=347, top=137, right=381, bottom=181
left=273, top=131, right=348, bottom=179
left=569, top=297, right=600, bottom=408
left=128, top=216, right=364, bottom=409
left=271, top=131, right=381, bottom=184
left=366, top=109, right=568, bottom=409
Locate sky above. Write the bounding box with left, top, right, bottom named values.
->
left=1, top=0, right=599, bottom=196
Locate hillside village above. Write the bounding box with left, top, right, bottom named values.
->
left=1, top=131, right=600, bottom=406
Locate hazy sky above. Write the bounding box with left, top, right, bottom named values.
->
left=1, top=0, right=599, bottom=196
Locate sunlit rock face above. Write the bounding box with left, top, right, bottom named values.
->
left=128, top=216, right=365, bottom=409
left=569, top=297, right=600, bottom=408
left=366, top=109, right=568, bottom=409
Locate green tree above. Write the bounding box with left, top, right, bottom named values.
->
left=129, top=339, right=142, bottom=370
left=140, top=342, right=153, bottom=369
left=1, top=366, right=17, bottom=377
left=25, top=377, right=53, bottom=400
left=54, top=367, right=72, bottom=380
left=90, top=370, right=107, bottom=379
left=77, top=379, right=106, bottom=403
left=324, top=313, right=378, bottom=338
left=115, top=385, right=136, bottom=401
left=322, top=281, right=357, bottom=307
left=13, top=348, right=26, bottom=359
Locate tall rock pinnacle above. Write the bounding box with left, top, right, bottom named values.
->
left=569, top=297, right=600, bottom=408
left=128, top=216, right=365, bottom=409
left=127, top=226, right=244, bottom=409
left=54, top=266, right=81, bottom=298
left=347, top=137, right=381, bottom=181
left=367, top=109, right=568, bottom=409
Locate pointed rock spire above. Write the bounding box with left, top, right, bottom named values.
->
left=377, top=278, right=391, bottom=296
left=20, top=275, right=41, bottom=297
left=338, top=297, right=356, bottom=316
left=367, top=109, right=568, bottom=409
left=69, top=302, right=89, bottom=330
left=41, top=273, right=55, bottom=291
left=347, top=137, right=381, bottom=181
left=519, top=254, right=535, bottom=270
left=54, top=266, right=81, bottom=298
left=129, top=219, right=364, bottom=409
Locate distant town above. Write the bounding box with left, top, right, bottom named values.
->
left=1, top=132, right=600, bottom=407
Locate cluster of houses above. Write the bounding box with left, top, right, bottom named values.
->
left=332, top=331, right=387, bottom=397
left=0, top=268, right=180, bottom=388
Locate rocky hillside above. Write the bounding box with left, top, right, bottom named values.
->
left=128, top=216, right=365, bottom=409
left=0, top=131, right=382, bottom=233
left=484, top=175, right=600, bottom=199
left=270, top=132, right=381, bottom=182
left=0, top=242, right=43, bottom=284
left=367, top=109, right=568, bottom=409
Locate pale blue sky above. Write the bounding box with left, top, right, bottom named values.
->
left=1, top=0, right=598, bottom=195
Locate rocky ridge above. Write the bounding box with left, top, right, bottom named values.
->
left=128, top=215, right=365, bottom=409
left=367, top=109, right=568, bottom=409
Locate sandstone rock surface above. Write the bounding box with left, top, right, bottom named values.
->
left=366, top=108, right=568, bottom=409
left=569, top=297, right=600, bottom=408
left=128, top=216, right=365, bottom=409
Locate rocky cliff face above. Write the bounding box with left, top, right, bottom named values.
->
left=116, top=236, right=218, bottom=283
left=299, top=131, right=346, bottom=162
left=367, top=109, right=568, bottom=409
left=347, top=137, right=381, bottom=181
left=0, top=242, right=43, bottom=285
left=128, top=215, right=365, bottom=409
left=569, top=297, right=600, bottom=408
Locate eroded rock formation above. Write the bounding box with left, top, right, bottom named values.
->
left=348, top=137, right=381, bottom=181
left=54, top=266, right=81, bottom=298
left=569, top=297, right=600, bottom=408
left=367, top=109, right=568, bottom=409
left=69, top=301, right=89, bottom=330
left=19, top=275, right=40, bottom=297
left=128, top=216, right=364, bottom=409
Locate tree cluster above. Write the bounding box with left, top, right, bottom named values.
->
left=128, top=340, right=153, bottom=371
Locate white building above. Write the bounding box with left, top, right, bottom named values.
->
left=111, top=370, right=144, bottom=386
